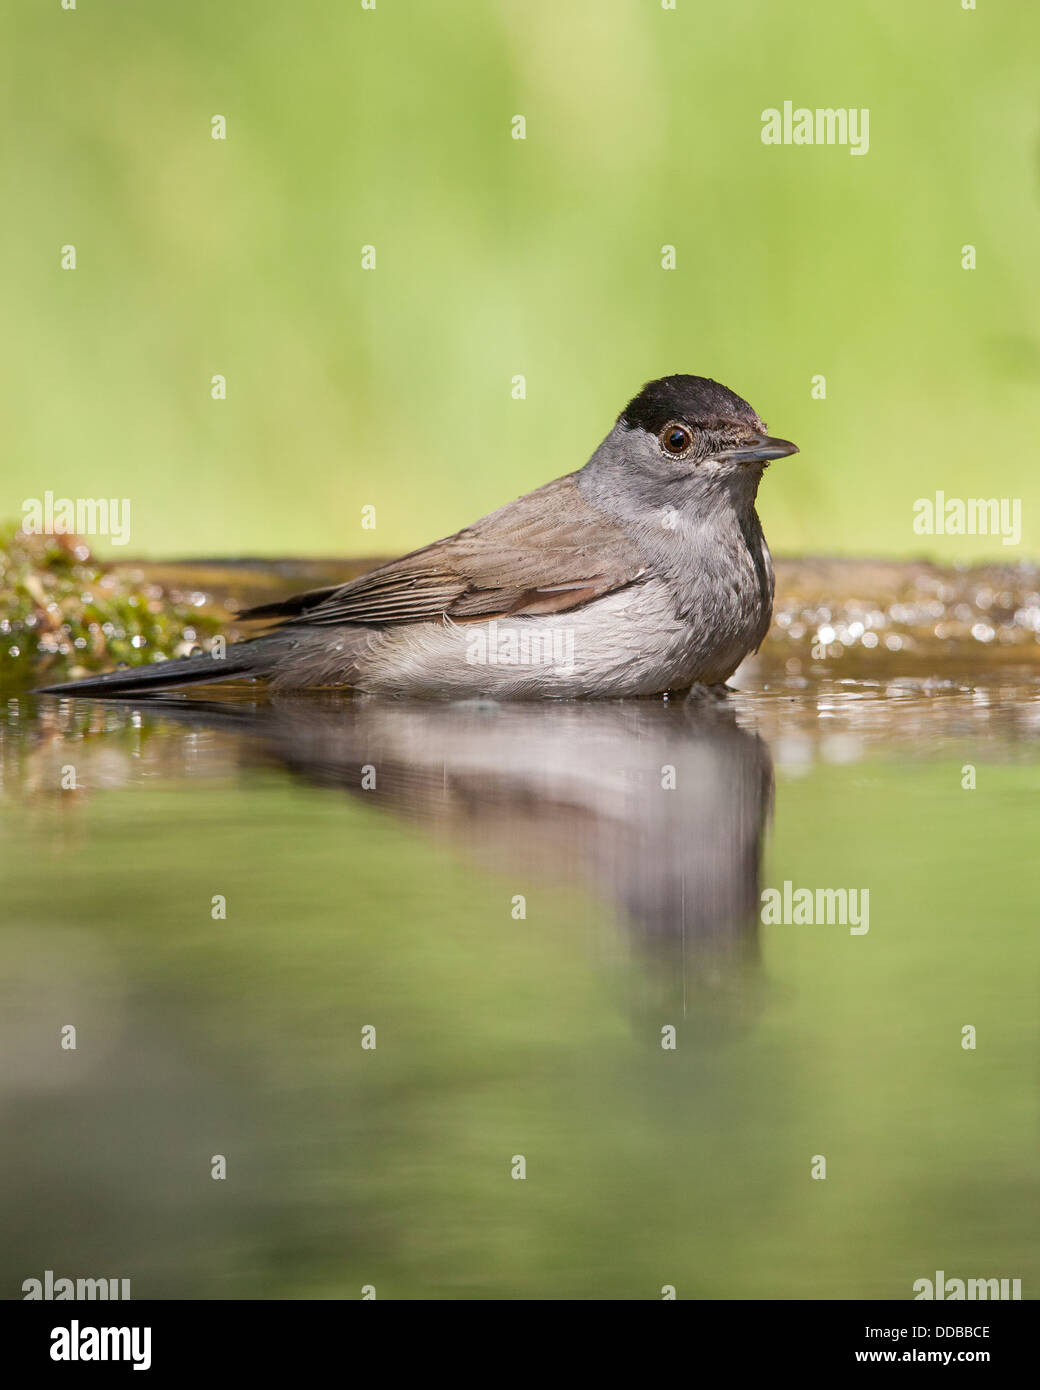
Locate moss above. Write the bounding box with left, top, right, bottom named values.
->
left=0, top=525, right=226, bottom=692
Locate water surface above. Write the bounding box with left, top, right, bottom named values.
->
left=2, top=670, right=1038, bottom=1298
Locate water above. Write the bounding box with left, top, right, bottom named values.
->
left=2, top=670, right=1038, bottom=1299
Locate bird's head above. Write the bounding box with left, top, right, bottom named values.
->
left=584, top=374, right=799, bottom=514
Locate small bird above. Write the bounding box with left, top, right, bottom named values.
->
left=37, top=375, right=798, bottom=700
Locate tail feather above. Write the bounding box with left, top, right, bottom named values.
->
left=34, top=647, right=259, bottom=698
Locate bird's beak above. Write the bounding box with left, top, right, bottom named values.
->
left=719, top=434, right=799, bottom=465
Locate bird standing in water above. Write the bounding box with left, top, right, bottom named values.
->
left=37, top=375, right=798, bottom=700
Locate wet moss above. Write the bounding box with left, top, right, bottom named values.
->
left=0, top=526, right=226, bottom=692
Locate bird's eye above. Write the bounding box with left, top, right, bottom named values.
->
left=660, top=422, right=693, bottom=457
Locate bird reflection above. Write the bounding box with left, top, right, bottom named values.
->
left=132, top=691, right=774, bottom=1000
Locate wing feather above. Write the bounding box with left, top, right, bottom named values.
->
left=240, top=475, right=645, bottom=628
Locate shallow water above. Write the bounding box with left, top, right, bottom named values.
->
left=2, top=668, right=1038, bottom=1299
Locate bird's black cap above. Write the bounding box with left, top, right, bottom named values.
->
left=619, top=375, right=762, bottom=434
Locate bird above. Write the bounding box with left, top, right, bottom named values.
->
left=36, top=375, right=798, bottom=700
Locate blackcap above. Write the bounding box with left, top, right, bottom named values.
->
left=38, top=375, right=798, bottom=700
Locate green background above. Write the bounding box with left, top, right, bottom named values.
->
left=3, top=0, right=1038, bottom=559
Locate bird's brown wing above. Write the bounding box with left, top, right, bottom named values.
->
left=239, top=475, right=646, bottom=628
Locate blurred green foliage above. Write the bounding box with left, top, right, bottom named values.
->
left=0, top=525, right=224, bottom=688
left=2, top=2, right=1039, bottom=559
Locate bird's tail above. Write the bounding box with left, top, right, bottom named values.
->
left=34, top=643, right=264, bottom=698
